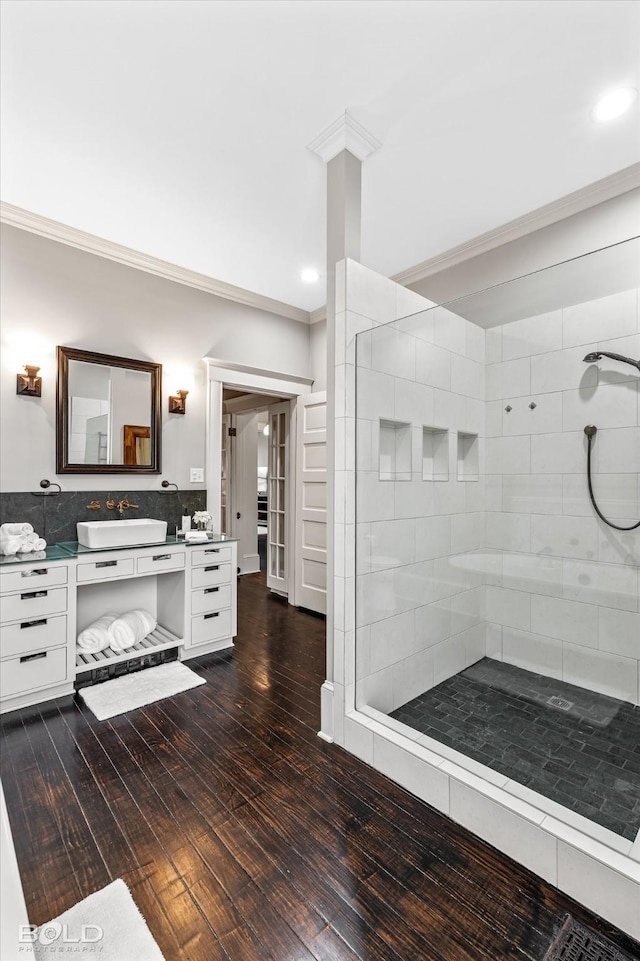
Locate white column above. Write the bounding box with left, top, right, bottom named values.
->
left=308, top=113, right=381, bottom=741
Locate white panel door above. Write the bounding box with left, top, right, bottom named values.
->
left=220, top=413, right=231, bottom=534
left=231, top=412, right=260, bottom=575
left=267, top=401, right=290, bottom=596
left=294, top=391, right=327, bottom=614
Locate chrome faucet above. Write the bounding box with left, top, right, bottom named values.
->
left=106, top=498, right=139, bottom=517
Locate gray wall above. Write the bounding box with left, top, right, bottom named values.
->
left=0, top=225, right=312, bottom=492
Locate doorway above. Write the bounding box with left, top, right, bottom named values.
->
left=204, top=358, right=326, bottom=613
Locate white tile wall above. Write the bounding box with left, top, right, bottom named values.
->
left=345, top=263, right=640, bottom=939
left=483, top=289, right=640, bottom=704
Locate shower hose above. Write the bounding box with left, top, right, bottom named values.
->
left=584, top=425, right=640, bottom=531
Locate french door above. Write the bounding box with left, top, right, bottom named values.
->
left=267, top=401, right=289, bottom=595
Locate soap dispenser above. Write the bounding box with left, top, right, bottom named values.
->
left=181, top=508, right=191, bottom=533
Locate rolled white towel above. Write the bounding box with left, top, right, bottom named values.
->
left=77, top=614, right=118, bottom=653
left=0, top=534, right=22, bottom=556
left=131, top=609, right=157, bottom=636
left=0, top=522, right=34, bottom=537
left=108, top=609, right=156, bottom=651
left=18, top=534, right=47, bottom=553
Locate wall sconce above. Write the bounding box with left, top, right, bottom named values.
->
left=16, top=365, right=42, bottom=397
left=168, top=389, right=188, bottom=414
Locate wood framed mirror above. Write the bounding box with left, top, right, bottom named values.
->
left=56, top=346, right=162, bottom=474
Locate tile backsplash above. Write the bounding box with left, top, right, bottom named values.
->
left=0, top=489, right=207, bottom=544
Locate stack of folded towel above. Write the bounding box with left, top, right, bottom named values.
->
left=77, top=609, right=157, bottom=653
left=0, top=522, right=47, bottom=556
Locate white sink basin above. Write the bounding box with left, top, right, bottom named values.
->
left=77, top=518, right=168, bottom=549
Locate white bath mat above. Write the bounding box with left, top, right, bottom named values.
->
left=79, top=661, right=205, bottom=720
left=33, top=879, right=164, bottom=960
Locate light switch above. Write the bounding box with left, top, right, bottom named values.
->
left=189, top=468, right=204, bottom=483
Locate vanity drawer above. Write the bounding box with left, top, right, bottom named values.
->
left=77, top=557, right=135, bottom=582
left=1, top=614, right=67, bottom=659
left=0, top=587, right=67, bottom=624
left=190, top=546, right=233, bottom=567
left=137, top=552, right=185, bottom=575
left=0, top=565, right=67, bottom=595
left=1, top=646, right=68, bottom=699
left=191, top=608, right=232, bottom=646
left=191, top=585, right=231, bottom=616
left=191, top=563, right=232, bottom=589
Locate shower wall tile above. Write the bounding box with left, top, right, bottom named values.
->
left=356, top=282, right=639, bottom=717
left=485, top=436, right=531, bottom=474
left=370, top=326, right=416, bottom=379
left=597, top=607, right=640, bottom=660
left=501, top=309, right=563, bottom=361
left=451, top=354, right=485, bottom=400
left=394, top=379, right=434, bottom=424
left=530, top=594, right=598, bottom=648
left=433, top=307, right=467, bottom=356
left=530, top=344, right=598, bottom=394
left=531, top=431, right=588, bottom=474
left=562, top=381, right=638, bottom=431
left=502, top=474, right=563, bottom=514
left=596, top=426, right=640, bottom=473
left=465, top=320, right=486, bottom=364
left=562, top=645, right=638, bottom=704
left=563, top=472, right=639, bottom=520
left=501, top=627, right=563, bottom=678
left=562, top=288, right=637, bottom=348
left=486, top=357, right=531, bottom=400
left=486, top=586, right=531, bottom=631
left=485, top=326, right=502, bottom=364
left=563, top=558, right=638, bottom=612
left=501, top=392, right=563, bottom=436
left=531, top=513, right=598, bottom=560
left=415, top=340, right=452, bottom=390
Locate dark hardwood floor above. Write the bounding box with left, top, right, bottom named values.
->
left=1, top=572, right=638, bottom=961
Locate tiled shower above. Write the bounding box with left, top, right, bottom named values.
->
left=354, top=241, right=640, bottom=847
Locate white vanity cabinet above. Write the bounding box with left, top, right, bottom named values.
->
left=0, top=558, right=75, bottom=712
left=185, top=542, right=237, bottom=656
left=0, top=537, right=237, bottom=715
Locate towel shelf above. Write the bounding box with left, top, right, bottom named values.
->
left=76, top=624, right=183, bottom=673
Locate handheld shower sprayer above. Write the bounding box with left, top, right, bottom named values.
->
left=583, top=425, right=640, bottom=531
left=583, top=351, right=640, bottom=372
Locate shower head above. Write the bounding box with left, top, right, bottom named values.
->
left=583, top=350, right=640, bottom=372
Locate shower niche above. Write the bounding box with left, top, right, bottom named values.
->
left=422, top=426, right=449, bottom=481
left=456, top=432, right=479, bottom=481
left=378, top=419, right=411, bottom=481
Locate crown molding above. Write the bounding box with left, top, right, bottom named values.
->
left=0, top=202, right=311, bottom=325
left=392, top=163, right=640, bottom=287
left=307, top=111, right=382, bottom=163
left=309, top=306, right=327, bottom=325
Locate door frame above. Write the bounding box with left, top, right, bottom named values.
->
left=203, top=358, right=313, bottom=599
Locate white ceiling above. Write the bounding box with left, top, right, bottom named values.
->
left=1, top=0, right=639, bottom=313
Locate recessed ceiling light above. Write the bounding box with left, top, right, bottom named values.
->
left=301, top=268, right=320, bottom=283
left=591, top=87, right=637, bottom=123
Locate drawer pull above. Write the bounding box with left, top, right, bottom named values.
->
left=21, top=568, right=48, bottom=578
left=20, top=619, right=47, bottom=630
left=203, top=612, right=220, bottom=620
left=20, top=590, right=48, bottom=600
left=19, top=651, right=47, bottom=663
left=204, top=548, right=221, bottom=554
left=95, top=560, right=118, bottom=569
left=152, top=554, right=171, bottom=562
left=204, top=587, right=219, bottom=594
left=204, top=565, right=220, bottom=572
